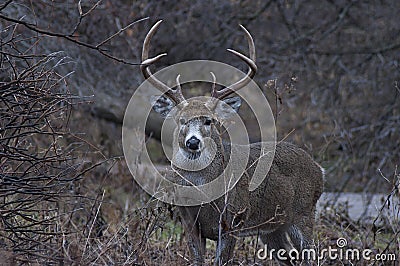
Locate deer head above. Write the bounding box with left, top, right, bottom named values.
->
left=141, top=20, right=257, bottom=169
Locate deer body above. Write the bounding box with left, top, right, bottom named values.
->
left=177, top=141, right=323, bottom=238
left=140, top=20, right=324, bottom=265
left=169, top=123, right=323, bottom=265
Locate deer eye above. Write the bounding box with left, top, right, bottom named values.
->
left=179, top=118, right=186, bottom=124
left=204, top=119, right=212, bottom=126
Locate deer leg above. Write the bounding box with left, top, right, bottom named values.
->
left=288, top=215, right=316, bottom=265
left=260, top=227, right=296, bottom=266
left=214, top=234, right=236, bottom=266
left=287, top=225, right=310, bottom=266
left=263, top=224, right=313, bottom=266
left=178, top=207, right=206, bottom=265
left=287, top=225, right=306, bottom=251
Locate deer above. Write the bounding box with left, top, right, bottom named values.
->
left=140, top=20, right=324, bottom=265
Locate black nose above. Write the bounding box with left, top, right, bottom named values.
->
left=186, top=136, right=200, bottom=150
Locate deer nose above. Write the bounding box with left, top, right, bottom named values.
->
left=186, top=136, right=200, bottom=151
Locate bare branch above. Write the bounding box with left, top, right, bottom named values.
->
left=0, top=13, right=148, bottom=65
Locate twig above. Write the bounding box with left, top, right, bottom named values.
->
left=0, top=0, right=13, bottom=11
left=0, top=13, right=149, bottom=65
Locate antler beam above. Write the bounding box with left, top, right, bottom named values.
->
left=141, top=20, right=186, bottom=105
left=211, top=25, right=257, bottom=100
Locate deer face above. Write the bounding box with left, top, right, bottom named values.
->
left=152, top=96, right=242, bottom=163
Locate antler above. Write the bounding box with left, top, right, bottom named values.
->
left=211, top=25, right=257, bottom=99
left=141, top=20, right=186, bottom=105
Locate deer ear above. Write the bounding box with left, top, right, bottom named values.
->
left=151, top=95, right=175, bottom=118
left=215, top=96, right=242, bottom=119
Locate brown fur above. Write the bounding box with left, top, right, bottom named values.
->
left=164, top=104, right=324, bottom=265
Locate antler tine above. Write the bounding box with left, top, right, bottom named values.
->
left=175, top=74, right=186, bottom=103
left=141, top=20, right=185, bottom=104
left=210, top=72, right=217, bottom=95
left=211, top=24, right=257, bottom=99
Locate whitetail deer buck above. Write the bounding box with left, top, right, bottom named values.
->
left=141, top=20, right=324, bottom=265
